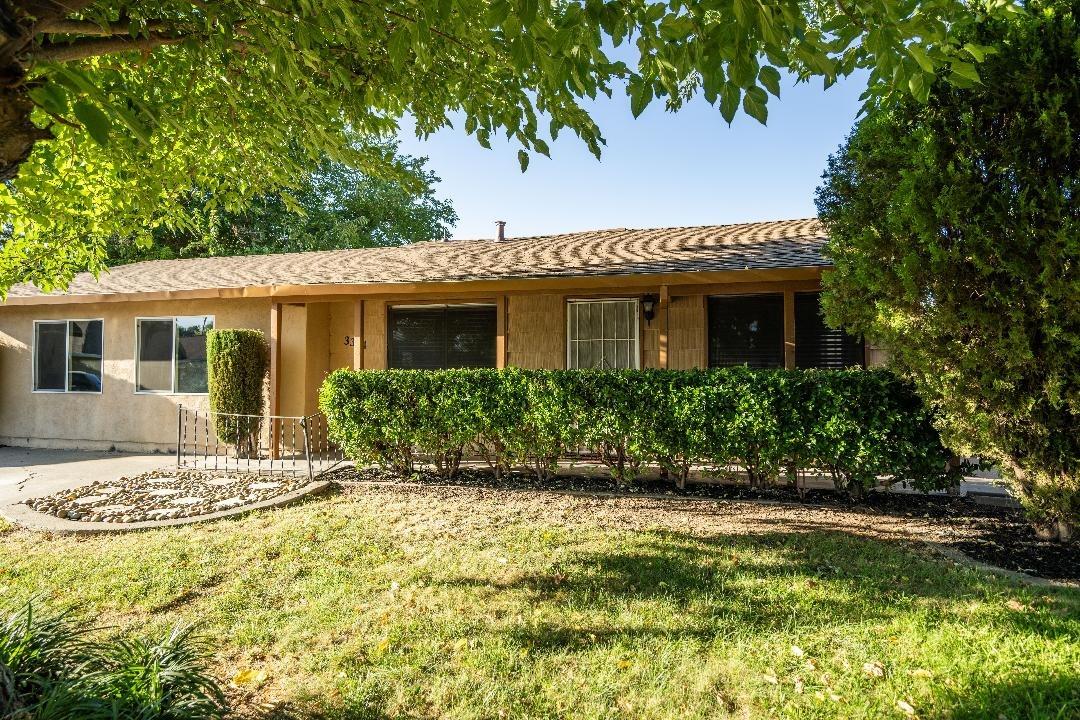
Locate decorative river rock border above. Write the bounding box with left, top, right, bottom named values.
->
left=24, top=469, right=312, bottom=523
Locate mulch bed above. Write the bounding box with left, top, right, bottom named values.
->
left=327, top=466, right=1079, bottom=583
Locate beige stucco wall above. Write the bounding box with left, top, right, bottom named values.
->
left=0, top=297, right=270, bottom=452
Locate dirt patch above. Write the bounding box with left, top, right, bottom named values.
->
left=328, top=467, right=1078, bottom=583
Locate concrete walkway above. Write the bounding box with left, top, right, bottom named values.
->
left=0, top=446, right=170, bottom=508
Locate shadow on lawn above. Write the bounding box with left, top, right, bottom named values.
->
left=254, top=529, right=1079, bottom=719
left=438, top=529, right=1079, bottom=645
left=947, top=673, right=1080, bottom=720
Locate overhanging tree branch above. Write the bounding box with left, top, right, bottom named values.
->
left=29, top=32, right=191, bottom=62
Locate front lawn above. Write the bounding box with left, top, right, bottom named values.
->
left=1, top=484, right=1077, bottom=719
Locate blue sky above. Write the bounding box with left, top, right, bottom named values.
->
left=396, top=72, right=868, bottom=241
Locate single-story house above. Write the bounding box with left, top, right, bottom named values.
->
left=0, top=218, right=880, bottom=453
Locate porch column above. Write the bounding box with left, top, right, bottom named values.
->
left=658, top=285, right=670, bottom=369
left=269, top=301, right=282, bottom=457
left=783, top=290, right=796, bottom=369
left=496, top=294, right=507, bottom=369
left=353, top=298, right=365, bottom=369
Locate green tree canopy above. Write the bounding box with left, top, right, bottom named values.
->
left=105, top=140, right=457, bottom=264
left=815, top=0, right=1079, bottom=539
left=0, top=0, right=1015, bottom=294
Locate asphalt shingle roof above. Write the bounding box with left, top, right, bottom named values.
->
left=6, top=218, right=827, bottom=299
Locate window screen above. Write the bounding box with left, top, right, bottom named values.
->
left=567, top=299, right=639, bottom=369
left=34, top=320, right=103, bottom=392
left=388, top=306, right=496, bottom=369
left=794, top=292, right=865, bottom=369
left=137, top=316, right=214, bottom=392
left=707, top=294, right=785, bottom=368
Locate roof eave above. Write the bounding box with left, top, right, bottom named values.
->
left=0, top=265, right=829, bottom=307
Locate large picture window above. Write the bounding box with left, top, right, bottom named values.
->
left=794, top=292, right=865, bottom=369
left=388, top=305, right=496, bottom=369
left=567, top=299, right=640, bottom=369
left=33, top=319, right=103, bottom=393
left=136, top=316, right=214, bottom=393
left=707, top=294, right=785, bottom=368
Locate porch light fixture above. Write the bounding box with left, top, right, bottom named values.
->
left=641, top=294, right=660, bottom=324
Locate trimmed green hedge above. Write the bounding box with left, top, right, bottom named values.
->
left=206, top=329, right=269, bottom=447
left=320, top=368, right=963, bottom=494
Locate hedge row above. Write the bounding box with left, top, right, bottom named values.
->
left=319, top=368, right=963, bottom=495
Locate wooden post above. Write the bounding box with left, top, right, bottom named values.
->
left=658, top=285, right=670, bottom=369
left=699, top=294, right=708, bottom=369
left=783, top=290, right=796, bottom=369
left=269, top=302, right=281, bottom=458
left=496, top=294, right=507, bottom=369
left=354, top=298, right=365, bottom=369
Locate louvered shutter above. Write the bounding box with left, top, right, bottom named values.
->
left=794, top=292, right=865, bottom=369
left=707, top=295, right=785, bottom=368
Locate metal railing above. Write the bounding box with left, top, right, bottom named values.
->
left=176, top=406, right=344, bottom=479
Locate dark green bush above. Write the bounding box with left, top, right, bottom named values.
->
left=0, top=600, right=226, bottom=719
left=321, top=368, right=962, bottom=494
left=206, top=329, right=269, bottom=449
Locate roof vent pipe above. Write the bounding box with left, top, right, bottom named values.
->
left=495, top=220, right=506, bottom=241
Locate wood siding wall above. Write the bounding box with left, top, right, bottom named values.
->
left=363, top=300, right=387, bottom=370
left=668, top=295, right=707, bottom=369
left=507, top=294, right=565, bottom=369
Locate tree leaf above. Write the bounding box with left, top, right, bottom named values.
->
left=517, top=149, right=529, bottom=172
left=758, top=66, right=781, bottom=97
left=72, top=101, right=111, bottom=147
left=906, top=44, right=935, bottom=73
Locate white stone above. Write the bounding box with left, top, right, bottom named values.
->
left=213, top=496, right=245, bottom=509
left=147, top=488, right=183, bottom=497
left=94, top=504, right=134, bottom=513
left=72, top=494, right=113, bottom=505
left=167, top=496, right=205, bottom=506
left=249, top=482, right=282, bottom=491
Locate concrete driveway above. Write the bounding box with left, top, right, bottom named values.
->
left=0, top=446, right=172, bottom=513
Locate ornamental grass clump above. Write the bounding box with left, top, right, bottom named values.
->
left=0, top=600, right=226, bottom=720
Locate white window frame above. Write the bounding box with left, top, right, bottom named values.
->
left=566, top=298, right=641, bottom=370
left=134, top=315, right=215, bottom=395
left=32, top=319, right=105, bottom=394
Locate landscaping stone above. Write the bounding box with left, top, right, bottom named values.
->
left=23, top=468, right=311, bottom=524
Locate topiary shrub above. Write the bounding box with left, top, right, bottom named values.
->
left=206, top=329, right=268, bottom=452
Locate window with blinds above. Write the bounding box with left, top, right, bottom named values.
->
left=794, top=292, right=865, bottom=369
left=387, top=305, right=497, bottom=369
left=566, top=299, right=640, bottom=369
left=707, top=294, right=785, bottom=368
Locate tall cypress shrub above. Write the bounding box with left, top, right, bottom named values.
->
left=206, top=329, right=269, bottom=450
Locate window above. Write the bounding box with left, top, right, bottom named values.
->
left=388, top=305, right=496, bottom=369
left=136, top=316, right=214, bottom=393
left=707, top=294, right=785, bottom=368
left=794, top=292, right=865, bottom=369
left=567, top=299, right=640, bottom=369
left=33, top=319, right=103, bottom=393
